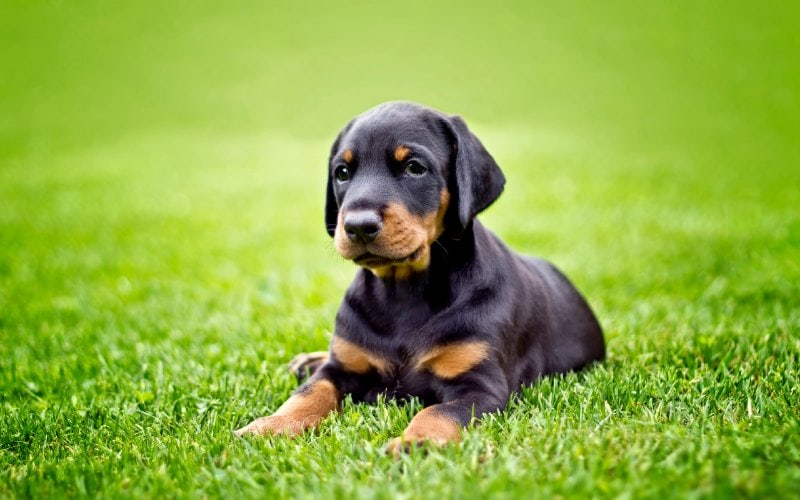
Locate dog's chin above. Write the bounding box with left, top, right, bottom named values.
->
left=351, top=246, right=426, bottom=269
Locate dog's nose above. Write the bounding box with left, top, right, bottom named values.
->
left=343, top=211, right=382, bottom=244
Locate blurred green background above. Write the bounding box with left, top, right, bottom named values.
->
left=1, top=0, right=799, bottom=497
left=4, top=1, right=798, bottom=161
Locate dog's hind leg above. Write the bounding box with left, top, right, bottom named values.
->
left=288, top=351, right=330, bottom=381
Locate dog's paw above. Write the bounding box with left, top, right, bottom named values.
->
left=385, top=435, right=449, bottom=458
left=234, top=415, right=307, bottom=437
left=287, top=351, right=329, bottom=381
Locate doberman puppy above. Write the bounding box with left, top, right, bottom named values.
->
left=235, top=102, right=605, bottom=455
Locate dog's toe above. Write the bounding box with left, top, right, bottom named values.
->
left=385, top=436, right=448, bottom=458
left=235, top=415, right=307, bottom=437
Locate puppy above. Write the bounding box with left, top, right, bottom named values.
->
left=236, top=102, right=605, bottom=455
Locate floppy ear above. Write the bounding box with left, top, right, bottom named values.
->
left=325, top=120, right=357, bottom=237
left=446, top=115, right=506, bottom=231
left=325, top=172, right=338, bottom=237
left=324, top=132, right=343, bottom=237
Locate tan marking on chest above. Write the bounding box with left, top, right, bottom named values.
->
left=414, top=341, right=491, bottom=379
left=331, top=336, right=390, bottom=374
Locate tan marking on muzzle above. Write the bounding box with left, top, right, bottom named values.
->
left=334, top=189, right=451, bottom=280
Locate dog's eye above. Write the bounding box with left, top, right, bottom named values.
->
left=404, top=161, right=427, bottom=176
left=334, top=165, right=351, bottom=182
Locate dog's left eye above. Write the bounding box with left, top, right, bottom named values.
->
left=404, top=161, right=427, bottom=176
left=334, top=165, right=351, bottom=182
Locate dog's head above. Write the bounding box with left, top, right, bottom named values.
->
left=326, top=102, right=505, bottom=277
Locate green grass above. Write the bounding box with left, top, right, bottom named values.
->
left=2, top=0, right=799, bottom=497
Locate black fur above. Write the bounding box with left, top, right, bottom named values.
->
left=316, top=101, right=604, bottom=430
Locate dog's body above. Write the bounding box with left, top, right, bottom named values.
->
left=236, top=102, right=604, bottom=453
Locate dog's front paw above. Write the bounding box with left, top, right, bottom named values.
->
left=385, top=435, right=450, bottom=458
left=234, top=415, right=308, bottom=437
left=385, top=405, right=463, bottom=457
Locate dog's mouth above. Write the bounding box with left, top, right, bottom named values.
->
left=353, top=246, right=425, bottom=268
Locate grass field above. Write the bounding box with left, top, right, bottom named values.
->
left=2, top=0, right=799, bottom=497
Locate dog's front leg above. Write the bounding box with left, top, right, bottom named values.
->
left=235, top=371, right=343, bottom=437
left=386, top=373, right=509, bottom=456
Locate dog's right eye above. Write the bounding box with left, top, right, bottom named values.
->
left=404, top=161, right=427, bottom=176
left=334, top=165, right=351, bottom=182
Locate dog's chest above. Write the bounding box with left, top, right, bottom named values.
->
left=340, top=276, right=461, bottom=403
left=361, top=360, right=440, bottom=405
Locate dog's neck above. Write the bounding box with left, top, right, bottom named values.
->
left=360, top=220, right=480, bottom=306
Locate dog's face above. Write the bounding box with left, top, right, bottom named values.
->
left=326, top=102, right=505, bottom=277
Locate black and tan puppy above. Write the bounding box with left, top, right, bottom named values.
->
left=235, top=102, right=605, bottom=454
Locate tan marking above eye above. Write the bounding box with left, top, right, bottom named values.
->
left=331, top=336, right=390, bottom=374
left=343, top=149, right=353, bottom=163
left=394, top=145, right=411, bottom=162
left=414, top=341, right=491, bottom=379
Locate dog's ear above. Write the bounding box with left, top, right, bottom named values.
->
left=445, top=115, right=505, bottom=231
left=325, top=134, right=342, bottom=237
left=325, top=122, right=353, bottom=237
left=325, top=173, right=338, bottom=237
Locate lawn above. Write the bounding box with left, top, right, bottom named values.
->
left=1, top=0, right=799, bottom=498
